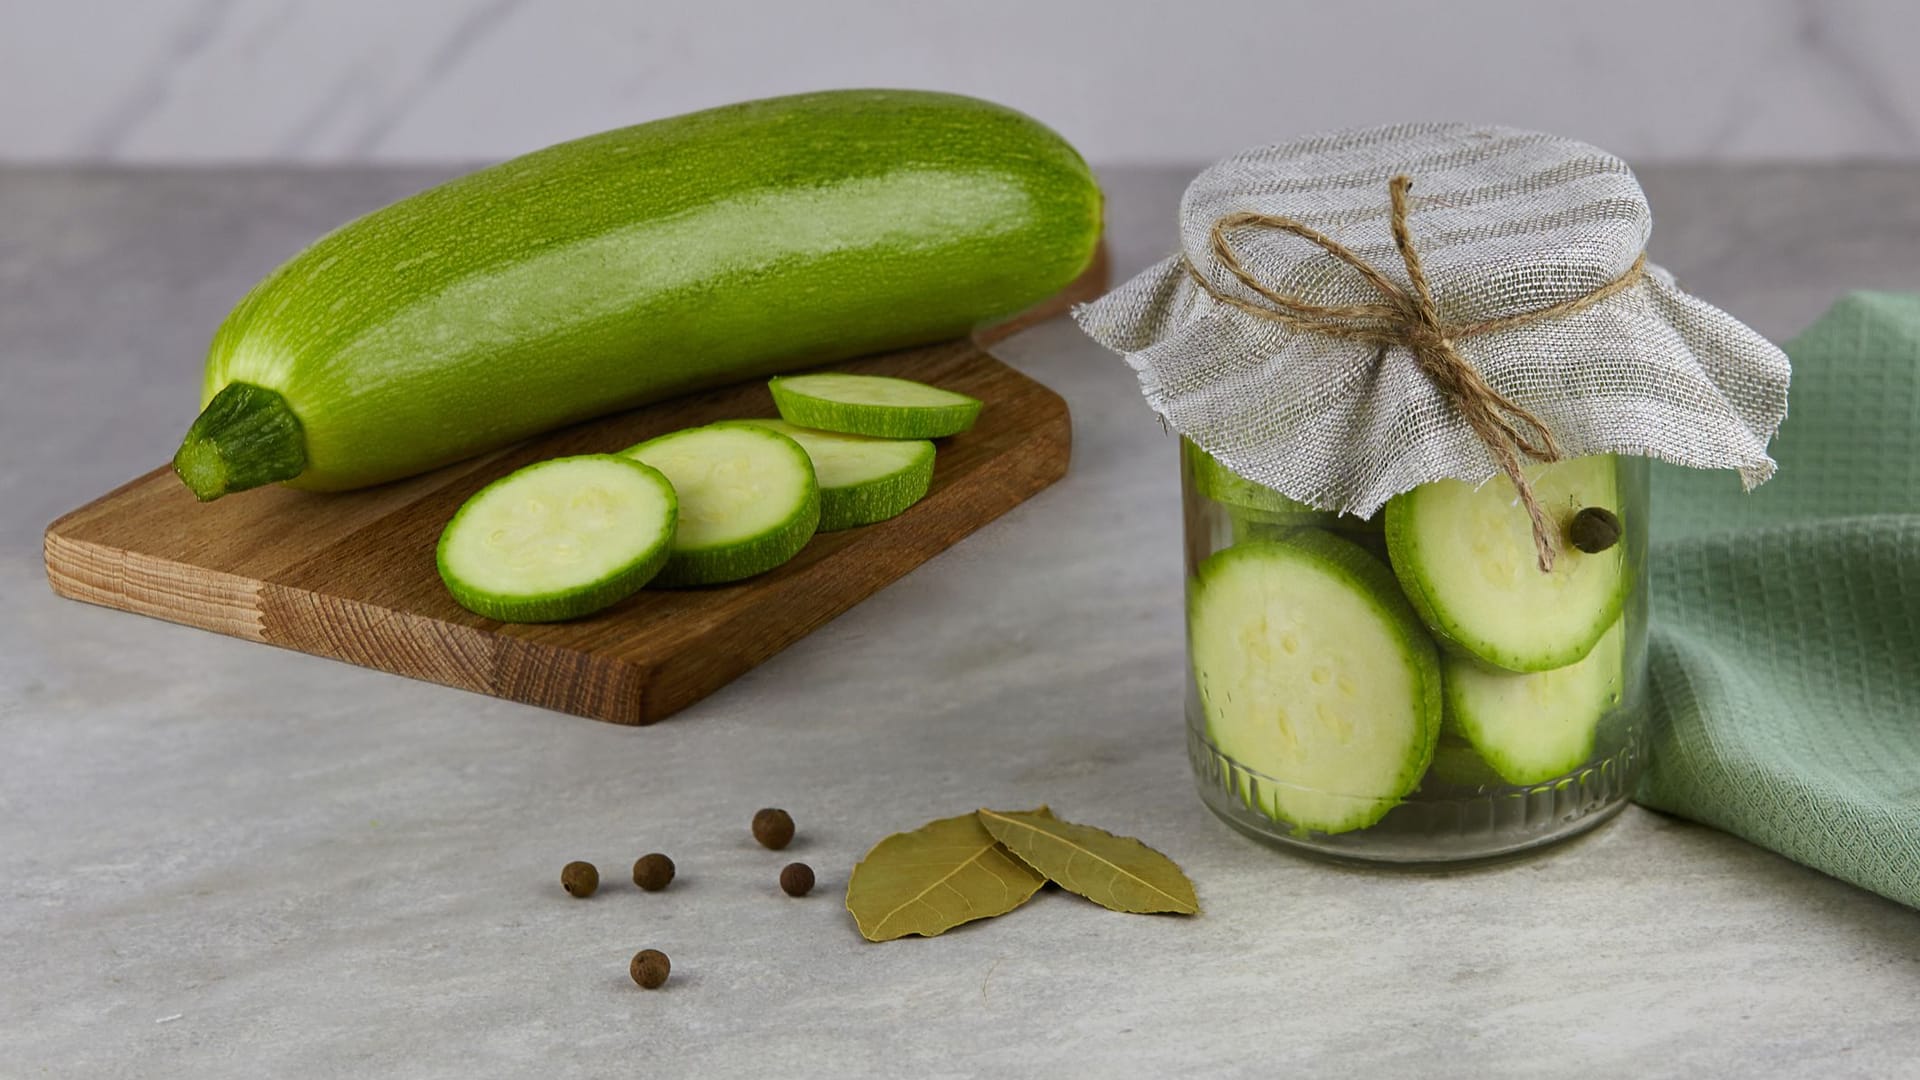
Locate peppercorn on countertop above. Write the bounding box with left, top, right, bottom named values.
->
left=4, top=164, right=1919, bottom=1078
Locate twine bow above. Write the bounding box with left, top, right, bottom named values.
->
left=1185, top=175, right=1647, bottom=572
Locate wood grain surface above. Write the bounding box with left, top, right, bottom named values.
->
left=44, top=247, right=1107, bottom=725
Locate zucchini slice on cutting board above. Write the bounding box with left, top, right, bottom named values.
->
left=769, top=374, right=983, bottom=439
left=437, top=454, right=677, bottom=622
left=623, top=422, right=820, bottom=587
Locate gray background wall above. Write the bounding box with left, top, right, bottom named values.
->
left=4, top=0, right=1919, bottom=165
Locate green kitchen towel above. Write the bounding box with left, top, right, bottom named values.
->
left=1639, top=291, right=1920, bottom=909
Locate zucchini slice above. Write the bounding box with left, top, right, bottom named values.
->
left=1385, top=455, right=1628, bottom=672
left=436, top=454, right=677, bottom=622
left=1184, top=438, right=1345, bottom=522
left=1444, top=617, right=1627, bottom=786
left=737, top=418, right=935, bottom=531
left=1189, top=532, right=1442, bottom=835
left=768, top=373, right=982, bottom=438
left=1231, top=516, right=1391, bottom=563
left=623, top=422, right=820, bottom=587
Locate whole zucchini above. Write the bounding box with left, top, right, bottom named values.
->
left=173, top=89, right=1102, bottom=499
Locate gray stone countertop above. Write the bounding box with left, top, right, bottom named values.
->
left=3, top=164, right=1918, bottom=1078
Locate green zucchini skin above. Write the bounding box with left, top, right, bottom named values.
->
left=183, top=89, right=1103, bottom=497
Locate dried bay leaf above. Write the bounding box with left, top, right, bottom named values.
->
left=845, top=810, right=1047, bottom=942
left=977, top=808, right=1199, bottom=915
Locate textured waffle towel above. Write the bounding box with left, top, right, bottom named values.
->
left=1074, top=123, right=1790, bottom=516
left=1640, top=292, right=1920, bottom=909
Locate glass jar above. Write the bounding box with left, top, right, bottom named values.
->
left=1181, top=439, right=1649, bottom=865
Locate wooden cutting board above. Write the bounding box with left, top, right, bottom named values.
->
left=44, top=251, right=1106, bottom=725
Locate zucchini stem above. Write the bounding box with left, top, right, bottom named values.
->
left=172, top=382, right=307, bottom=501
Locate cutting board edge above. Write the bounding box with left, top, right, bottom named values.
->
left=257, top=581, right=668, bottom=724
left=45, top=526, right=269, bottom=642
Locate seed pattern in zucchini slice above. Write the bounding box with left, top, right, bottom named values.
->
left=769, top=373, right=982, bottom=438
left=1385, top=455, right=1629, bottom=672
left=436, top=454, right=678, bottom=623
left=1444, top=617, right=1627, bottom=786
left=623, top=422, right=820, bottom=587
left=1189, top=532, right=1443, bottom=835
left=735, top=418, right=935, bottom=531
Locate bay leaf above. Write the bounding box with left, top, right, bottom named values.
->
left=845, top=810, right=1047, bottom=942
left=976, top=808, right=1199, bottom=915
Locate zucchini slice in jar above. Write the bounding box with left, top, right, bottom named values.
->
left=1384, top=455, right=1628, bottom=672
left=1189, top=532, right=1442, bottom=834
left=1183, top=438, right=1379, bottom=532
left=1443, top=617, right=1627, bottom=786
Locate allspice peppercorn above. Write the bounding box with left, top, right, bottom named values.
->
left=779, top=862, right=815, bottom=897
left=561, top=861, right=599, bottom=898
left=630, top=948, right=671, bottom=989
left=1568, top=506, right=1624, bottom=554
left=632, top=852, right=676, bottom=892
left=752, top=807, right=795, bottom=850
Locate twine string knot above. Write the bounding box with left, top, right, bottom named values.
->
left=1186, top=174, right=1647, bottom=572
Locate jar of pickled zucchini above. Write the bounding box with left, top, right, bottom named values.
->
left=1180, top=439, right=1649, bottom=863
left=1076, top=124, right=1789, bottom=866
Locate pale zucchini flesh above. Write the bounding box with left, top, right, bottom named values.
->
left=1189, top=532, right=1443, bottom=835
left=436, top=454, right=677, bottom=622
left=736, top=418, right=935, bottom=531
left=1385, top=455, right=1628, bottom=672
left=623, top=422, right=820, bottom=586
left=769, top=373, right=982, bottom=438
left=1444, top=617, right=1627, bottom=786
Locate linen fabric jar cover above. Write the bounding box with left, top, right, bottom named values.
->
left=1075, top=123, right=1790, bottom=543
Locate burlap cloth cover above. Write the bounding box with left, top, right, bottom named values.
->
left=1074, top=123, right=1790, bottom=514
